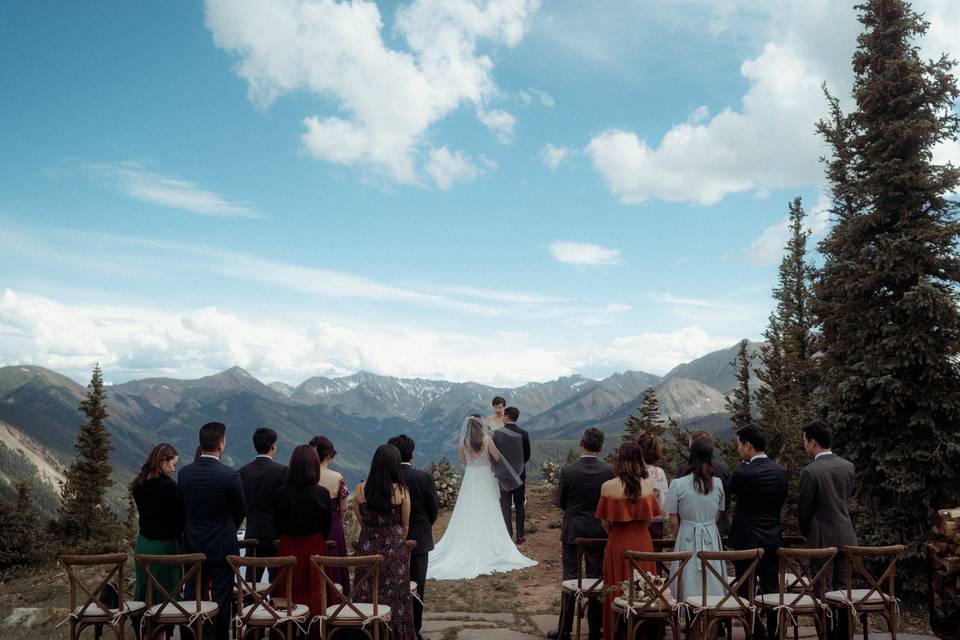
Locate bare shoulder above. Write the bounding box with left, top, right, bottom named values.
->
left=600, top=478, right=619, bottom=496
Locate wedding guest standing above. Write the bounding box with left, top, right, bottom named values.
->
left=311, top=435, right=351, bottom=595
left=638, top=434, right=668, bottom=539
left=239, top=427, right=286, bottom=576
left=131, top=443, right=185, bottom=602
left=674, top=431, right=731, bottom=536
left=596, top=442, right=660, bottom=640
left=389, top=435, right=440, bottom=640
left=179, top=422, right=246, bottom=640
left=548, top=427, right=614, bottom=640
left=273, top=444, right=333, bottom=637
left=498, top=406, right=530, bottom=543
left=352, top=444, right=415, bottom=640
left=664, top=437, right=725, bottom=601
left=798, top=421, right=857, bottom=591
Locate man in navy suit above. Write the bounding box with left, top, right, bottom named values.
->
left=239, top=427, right=286, bottom=580
left=179, top=422, right=246, bottom=640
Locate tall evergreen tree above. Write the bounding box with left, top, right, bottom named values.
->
left=724, top=340, right=755, bottom=428
left=0, top=480, right=53, bottom=570
left=813, top=0, right=960, bottom=594
left=623, top=386, right=665, bottom=441
left=55, top=364, right=122, bottom=551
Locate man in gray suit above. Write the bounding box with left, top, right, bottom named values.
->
left=797, top=420, right=858, bottom=592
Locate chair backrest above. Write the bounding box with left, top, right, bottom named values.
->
left=312, top=554, right=383, bottom=621
left=697, top=548, right=763, bottom=611
left=61, top=553, right=129, bottom=619
left=776, top=547, right=837, bottom=606
left=135, top=553, right=206, bottom=617
left=843, top=545, right=905, bottom=604
left=238, top=538, right=260, bottom=555
left=574, top=538, right=607, bottom=596
left=625, top=550, right=693, bottom=614
left=227, top=555, right=296, bottom=624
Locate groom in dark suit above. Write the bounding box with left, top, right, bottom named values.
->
left=496, top=406, right=530, bottom=542
left=239, top=427, right=286, bottom=580
left=179, top=422, right=246, bottom=640
left=728, top=424, right=788, bottom=640
left=389, top=435, right=440, bottom=640
left=548, top=427, right=614, bottom=640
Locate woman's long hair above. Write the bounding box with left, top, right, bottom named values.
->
left=614, top=441, right=648, bottom=500
left=286, top=444, right=322, bottom=487
left=637, top=433, right=662, bottom=465
left=689, top=437, right=715, bottom=495
left=309, top=435, right=337, bottom=462
left=365, top=444, right=404, bottom=513
left=466, top=416, right=485, bottom=454
left=132, top=443, right=179, bottom=489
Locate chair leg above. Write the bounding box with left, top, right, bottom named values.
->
left=862, top=613, right=869, bottom=640
left=574, top=599, right=582, bottom=640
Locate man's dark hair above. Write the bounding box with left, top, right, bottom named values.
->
left=388, top=434, right=415, bottom=463
left=199, top=421, right=226, bottom=453
left=581, top=427, right=604, bottom=453
left=802, top=420, right=833, bottom=449
left=736, top=423, right=768, bottom=452
left=504, top=406, right=520, bottom=422
left=252, top=427, right=278, bottom=454
left=492, top=396, right=506, bottom=407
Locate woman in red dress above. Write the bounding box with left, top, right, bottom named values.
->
left=596, top=441, right=661, bottom=640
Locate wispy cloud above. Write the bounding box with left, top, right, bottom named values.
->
left=541, top=144, right=576, bottom=170
left=519, top=87, right=555, bottom=107
left=87, top=161, right=263, bottom=218
left=549, top=241, right=621, bottom=266
left=652, top=293, right=733, bottom=309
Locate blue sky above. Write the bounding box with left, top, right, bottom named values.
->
left=2, top=0, right=958, bottom=386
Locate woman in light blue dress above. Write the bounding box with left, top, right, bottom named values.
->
left=663, top=437, right=725, bottom=601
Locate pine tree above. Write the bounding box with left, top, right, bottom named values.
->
left=623, top=387, right=665, bottom=441
left=55, top=363, right=122, bottom=552
left=124, top=486, right=138, bottom=546
left=0, top=480, right=53, bottom=570
left=724, top=340, right=755, bottom=428
left=812, top=0, right=960, bottom=595
left=661, top=417, right=690, bottom=474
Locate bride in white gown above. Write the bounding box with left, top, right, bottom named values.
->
left=427, top=416, right=537, bottom=580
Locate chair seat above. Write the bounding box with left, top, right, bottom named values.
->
left=561, top=578, right=603, bottom=593
left=74, top=601, right=146, bottom=618
left=325, top=603, right=392, bottom=620
left=783, top=573, right=811, bottom=590
left=685, top=595, right=749, bottom=611
left=242, top=603, right=310, bottom=622
left=824, top=589, right=892, bottom=606
left=755, top=593, right=817, bottom=609
left=145, top=600, right=219, bottom=622
left=613, top=596, right=672, bottom=612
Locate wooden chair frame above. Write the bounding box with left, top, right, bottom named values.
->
left=757, top=547, right=837, bottom=640
left=227, top=554, right=304, bottom=640
left=615, top=550, right=692, bottom=640
left=689, top=548, right=763, bottom=640
left=62, top=553, right=138, bottom=640
left=311, top=554, right=388, bottom=640
left=556, top=538, right=606, bottom=640
left=832, top=545, right=905, bottom=640
left=136, top=552, right=216, bottom=640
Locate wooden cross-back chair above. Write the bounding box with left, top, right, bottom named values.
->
left=612, top=550, right=692, bottom=640
left=311, top=554, right=389, bottom=640
left=824, top=545, right=905, bottom=640
left=61, top=553, right=144, bottom=640
left=686, top=548, right=763, bottom=639
left=556, top=538, right=606, bottom=640
left=136, top=552, right=219, bottom=640
left=227, top=555, right=308, bottom=640
left=755, top=547, right=837, bottom=640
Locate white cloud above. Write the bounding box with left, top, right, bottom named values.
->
left=519, top=87, right=554, bottom=107
left=204, top=0, right=539, bottom=184
left=549, top=241, right=621, bottom=266
left=91, top=161, right=263, bottom=218
left=477, top=109, right=517, bottom=143
left=746, top=193, right=831, bottom=266
left=541, top=144, right=575, bottom=170
left=587, top=326, right=732, bottom=375
left=425, top=146, right=484, bottom=190
left=604, top=303, right=631, bottom=313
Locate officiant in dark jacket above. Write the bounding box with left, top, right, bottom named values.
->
left=239, top=427, right=286, bottom=579
left=179, top=422, right=246, bottom=640
left=548, top=427, right=614, bottom=640
left=493, top=407, right=530, bottom=542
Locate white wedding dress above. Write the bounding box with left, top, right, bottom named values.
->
left=427, top=430, right=537, bottom=580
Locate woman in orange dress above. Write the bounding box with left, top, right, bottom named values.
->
left=596, top=441, right=661, bottom=640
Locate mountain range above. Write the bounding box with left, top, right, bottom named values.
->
left=0, top=340, right=761, bottom=512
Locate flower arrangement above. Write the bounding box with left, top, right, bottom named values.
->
left=540, top=458, right=562, bottom=488
left=426, top=458, right=462, bottom=509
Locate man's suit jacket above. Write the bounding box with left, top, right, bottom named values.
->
left=179, top=456, right=246, bottom=562
left=797, top=452, right=858, bottom=548
left=400, top=463, right=440, bottom=555
left=501, top=422, right=531, bottom=481
left=557, top=456, right=615, bottom=544
left=239, top=456, right=287, bottom=544
left=727, top=456, right=788, bottom=551
left=675, top=454, right=732, bottom=535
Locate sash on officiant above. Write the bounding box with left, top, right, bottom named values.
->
left=492, top=427, right=524, bottom=492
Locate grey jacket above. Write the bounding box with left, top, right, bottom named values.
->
left=797, top=452, right=858, bottom=548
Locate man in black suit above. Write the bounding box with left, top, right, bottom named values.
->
left=674, top=430, right=732, bottom=536
left=548, top=427, right=614, bottom=640
left=239, top=427, right=286, bottom=580
left=496, top=406, right=530, bottom=542
left=798, top=421, right=857, bottom=591
left=179, top=422, right=246, bottom=640
left=727, top=424, right=788, bottom=640
left=389, top=435, right=440, bottom=640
